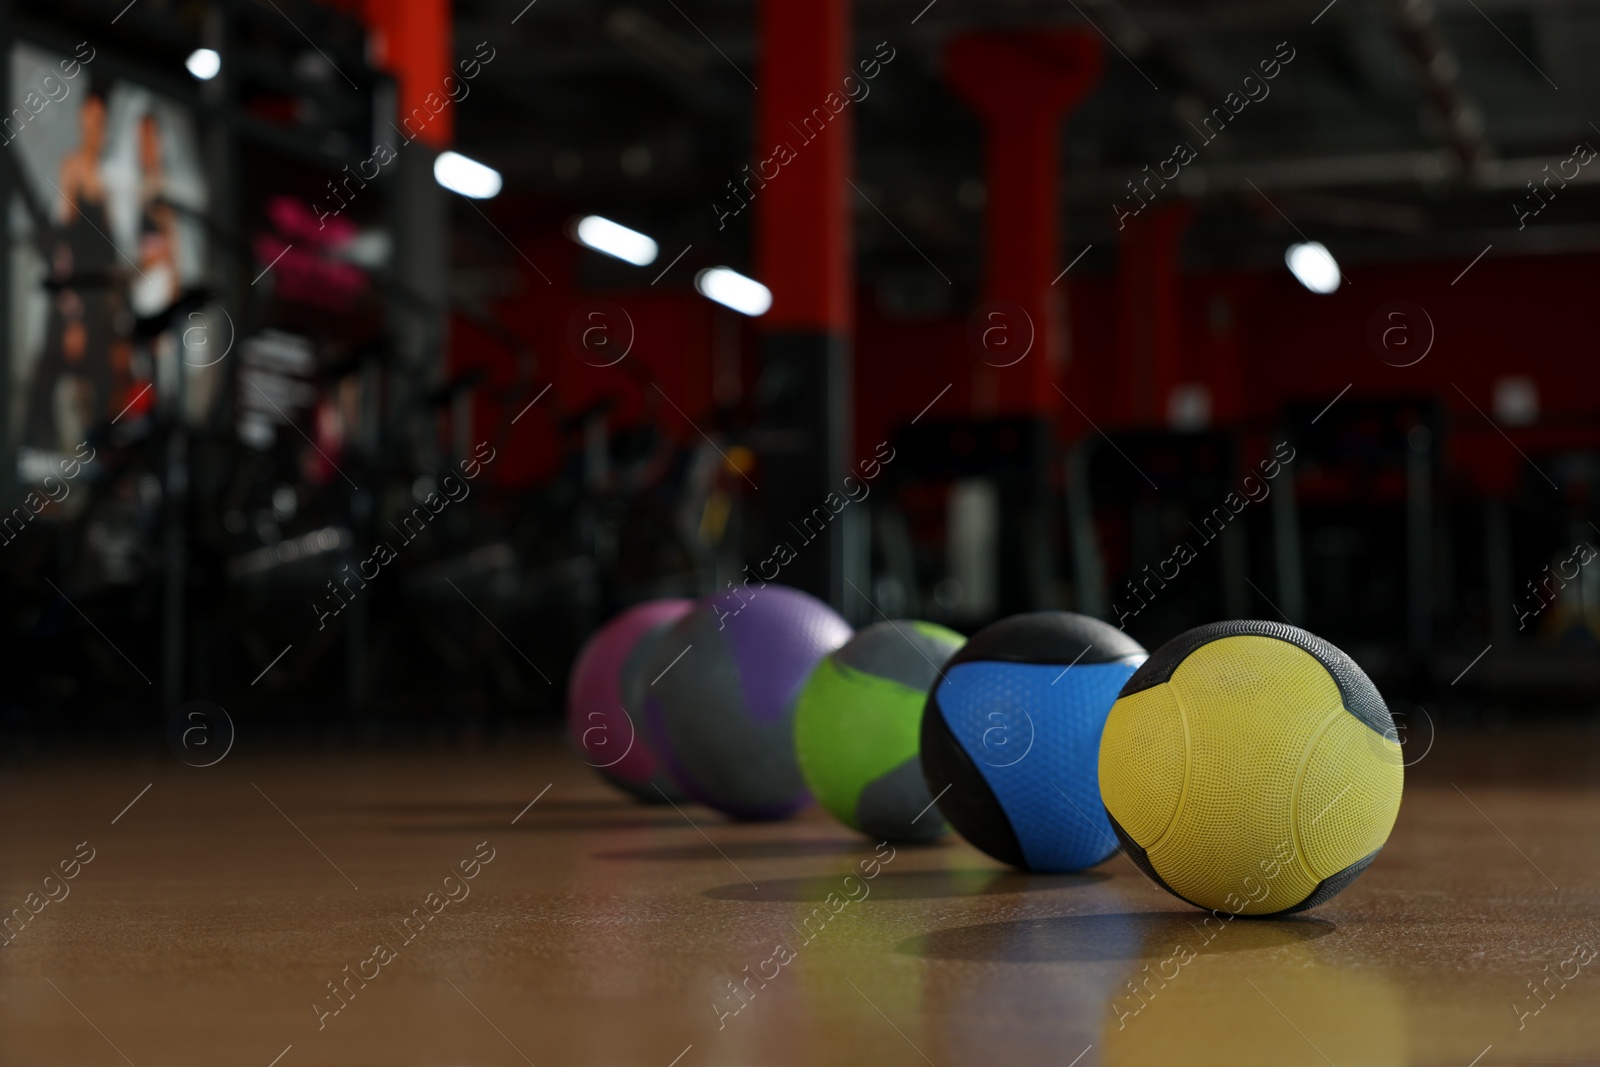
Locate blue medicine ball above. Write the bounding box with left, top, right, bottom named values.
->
left=920, top=612, right=1146, bottom=872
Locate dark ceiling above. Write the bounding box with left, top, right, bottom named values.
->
left=452, top=0, right=1600, bottom=293
left=15, top=0, right=1599, bottom=297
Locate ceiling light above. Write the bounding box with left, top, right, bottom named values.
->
left=694, top=267, right=771, bottom=316
left=574, top=215, right=658, bottom=266
left=1285, top=241, right=1340, bottom=294
left=434, top=151, right=502, bottom=200
left=186, top=48, right=221, bottom=81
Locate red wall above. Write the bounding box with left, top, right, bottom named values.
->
left=460, top=219, right=1600, bottom=496
left=450, top=219, right=735, bottom=488
left=1220, top=249, right=1600, bottom=494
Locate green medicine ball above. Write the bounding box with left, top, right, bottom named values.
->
left=794, top=620, right=965, bottom=842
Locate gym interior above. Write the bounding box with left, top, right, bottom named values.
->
left=2, top=1, right=1597, bottom=1065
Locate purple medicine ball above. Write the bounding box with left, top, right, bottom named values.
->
left=643, top=584, right=852, bottom=819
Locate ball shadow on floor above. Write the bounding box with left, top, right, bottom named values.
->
left=594, top=839, right=885, bottom=862
left=389, top=815, right=689, bottom=834
left=358, top=798, right=642, bottom=817
left=899, top=910, right=1337, bottom=962
left=703, top=868, right=1111, bottom=902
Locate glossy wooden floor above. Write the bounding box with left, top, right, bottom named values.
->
left=3, top=730, right=1597, bottom=1067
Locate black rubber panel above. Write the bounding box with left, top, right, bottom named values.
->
left=856, top=757, right=947, bottom=843
left=1106, top=809, right=1209, bottom=911
left=834, top=623, right=959, bottom=692
left=1267, top=848, right=1382, bottom=916
left=919, top=692, right=1027, bottom=869
left=946, top=611, right=1146, bottom=670
left=1110, top=809, right=1379, bottom=919
left=1118, top=619, right=1394, bottom=739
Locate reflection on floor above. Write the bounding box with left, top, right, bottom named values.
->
left=1, top=731, right=1596, bottom=1066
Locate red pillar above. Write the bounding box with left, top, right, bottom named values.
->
left=946, top=31, right=1102, bottom=417
left=751, top=0, right=857, bottom=610
left=754, top=1, right=851, bottom=332
left=1114, top=203, right=1192, bottom=426
left=359, top=0, right=454, bottom=147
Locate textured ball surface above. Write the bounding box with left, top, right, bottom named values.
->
left=921, top=612, right=1146, bottom=872
left=566, top=599, right=694, bottom=801
left=644, top=584, right=852, bottom=819
left=794, top=620, right=965, bottom=842
left=1099, top=620, right=1404, bottom=915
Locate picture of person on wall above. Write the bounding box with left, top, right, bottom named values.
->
left=21, top=84, right=129, bottom=457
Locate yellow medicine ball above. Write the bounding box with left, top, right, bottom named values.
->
left=1099, top=620, right=1403, bottom=915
